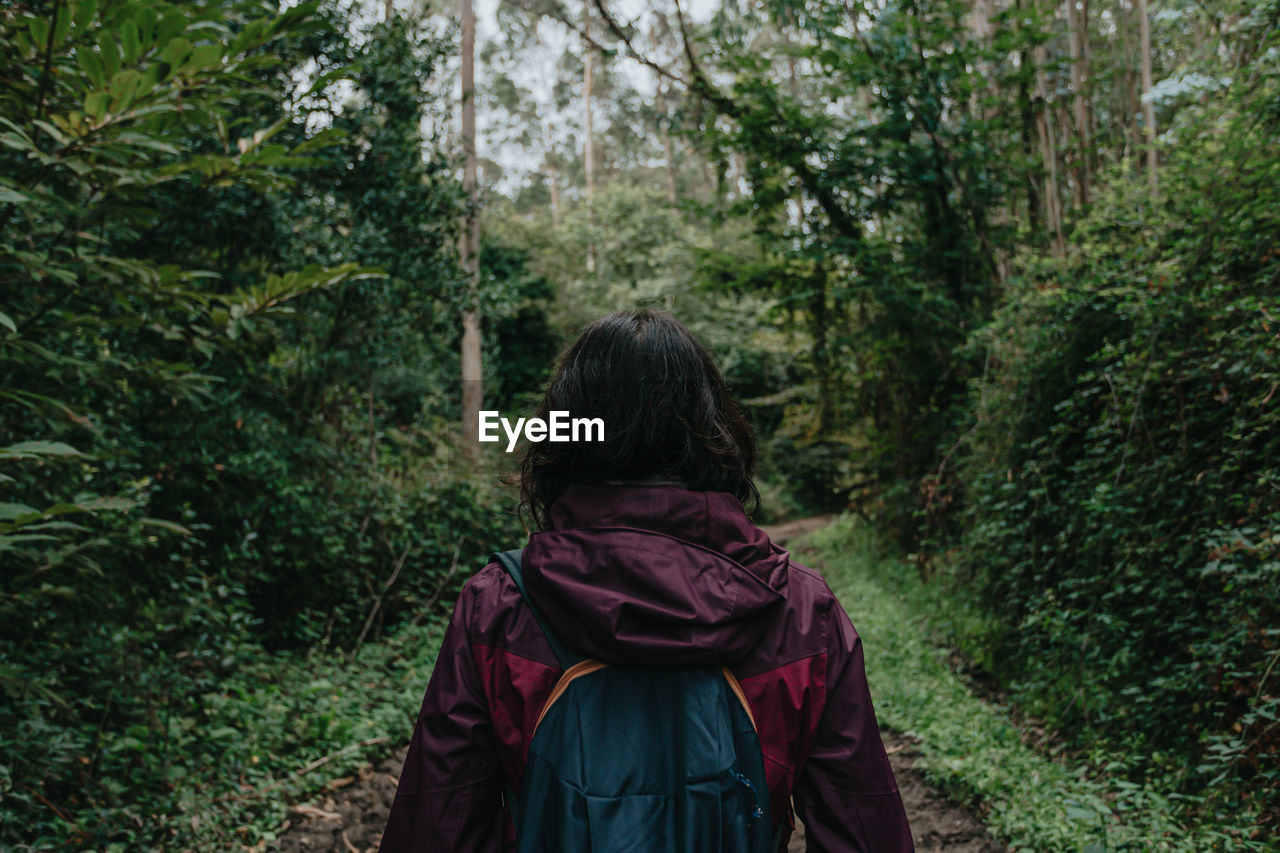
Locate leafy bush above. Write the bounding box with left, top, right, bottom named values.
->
left=0, top=596, right=454, bottom=850
left=812, top=517, right=1274, bottom=851
left=0, top=1, right=532, bottom=846
left=930, top=48, right=1280, bottom=826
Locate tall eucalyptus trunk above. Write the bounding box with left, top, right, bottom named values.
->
left=1034, top=44, right=1066, bottom=256
left=658, top=80, right=678, bottom=204
left=459, top=0, right=482, bottom=444
left=583, top=0, right=596, bottom=273
left=1136, top=0, right=1158, bottom=194
left=1064, top=0, right=1091, bottom=205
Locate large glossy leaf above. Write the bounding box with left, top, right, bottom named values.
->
left=0, top=441, right=82, bottom=458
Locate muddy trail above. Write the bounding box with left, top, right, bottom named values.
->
left=275, top=517, right=1004, bottom=853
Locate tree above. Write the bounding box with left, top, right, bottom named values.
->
left=1035, top=41, right=1067, bottom=255
left=461, top=0, right=483, bottom=444
left=0, top=2, right=522, bottom=843
left=583, top=0, right=597, bottom=272
left=1136, top=0, right=1158, bottom=193
left=1063, top=0, right=1091, bottom=205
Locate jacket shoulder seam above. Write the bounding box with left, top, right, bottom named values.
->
left=472, top=640, right=560, bottom=670
left=736, top=648, right=825, bottom=679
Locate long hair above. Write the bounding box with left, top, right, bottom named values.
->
left=519, top=309, right=758, bottom=530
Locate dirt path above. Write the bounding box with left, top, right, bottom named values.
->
left=762, top=513, right=837, bottom=547
left=274, top=516, right=1005, bottom=852
left=273, top=731, right=1003, bottom=853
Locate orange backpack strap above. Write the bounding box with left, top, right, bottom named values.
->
left=721, top=667, right=758, bottom=732
left=534, top=659, right=609, bottom=735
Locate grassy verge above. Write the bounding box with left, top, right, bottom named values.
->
left=4, top=616, right=446, bottom=852
left=174, top=621, right=446, bottom=852
left=806, top=516, right=1273, bottom=853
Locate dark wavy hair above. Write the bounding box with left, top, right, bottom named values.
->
left=519, top=309, right=758, bottom=530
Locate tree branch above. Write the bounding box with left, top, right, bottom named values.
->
left=588, top=0, right=863, bottom=243
left=550, top=0, right=689, bottom=89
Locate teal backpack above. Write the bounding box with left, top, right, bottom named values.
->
left=494, top=549, right=782, bottom=853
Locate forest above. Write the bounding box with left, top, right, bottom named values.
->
left=1, top=0, right=1276, bottom=849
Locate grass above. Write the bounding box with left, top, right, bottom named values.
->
left=805, top=515, right=1274, bottom=853
left=1, top=617, right=448, bottom=852
left=172, top=620, right=447, bottom=852
left=46, top=511, right=1270, bottom=851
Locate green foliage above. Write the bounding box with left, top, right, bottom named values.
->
left=482, top=243, right=559, bottom=413
left=932, top=44, right=1280, bottom=827
left=0, top=595, right=451, bottom=850
left=811, top=517, right=1274, bottom=851
left=0, top=0, right=534, bottom=846
left=639, top=0, right=1025, bottom=532
left=488, top=180, right=824, bottom=520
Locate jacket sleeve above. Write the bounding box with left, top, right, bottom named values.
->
left=379, top=581, right=505, bottom=853
left=791, top=598, right=914, bottom=852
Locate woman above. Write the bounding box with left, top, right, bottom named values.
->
left=379, top=310, right=913, bottom=852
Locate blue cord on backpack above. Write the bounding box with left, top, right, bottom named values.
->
left=734, top=771, right=766, bottom=824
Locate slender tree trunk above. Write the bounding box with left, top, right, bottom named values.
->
left=1015, top=0, right=1041, bottom=232
left=783, top=11, right=801, bottom=100
left=583, top=0, right=596, bottom=274
left=970, top=0, right=997, bottom=112
left=1064, top=0, right=1090, bottom=206
left=548, top=160, right=561, bottom=228
left=459, top=0, right=482, bottom=445
left=731, top=153, right=747, bottom=200
left=1136, top=0, right=1158, bottom=194
left=1081, top=1, right=1093, bottom=123
left=1021, top=71, right=1041, bottom=232
left=1034, top=45, right=1066, bottom=257
left=542, top=122, right=561, bottom=228
left=810, top=263, right=831, bottom=438
left=657, top=80, right=678, bottom=204
left=973, top=0, right=1010, bottom=280
left=1117, top=0, right=1134, bottom=163
left=384, top=0, right=392, bottom=20
left=663, top=130, right=678, bottom=203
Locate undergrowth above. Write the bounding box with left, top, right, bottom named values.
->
left=808, top=516, right=1276, bottom=853
left=1, top=615, right=446, bottom=851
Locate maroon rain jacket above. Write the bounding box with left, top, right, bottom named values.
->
left=379, top=484, right=913, bottom=852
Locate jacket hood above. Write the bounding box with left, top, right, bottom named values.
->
left=521, top=484, right=790, bottom=666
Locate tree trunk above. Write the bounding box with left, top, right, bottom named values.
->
left=658, top=80, right=678, bottom=204
left=1136, top=0, right=1158, bottom=194
left=731, top=153, right=746, bottom=200
left=1117, top=0, right=1137, bottom=164
left=548, top=159, right=561, bottom=228
left=583, top=0, right=596, bottom=273
left=1015, top=0, right=1040, bottom=232
left=459, top=0, right=482, bottom=445
left=970, top=0, right=999, bottom=111
left=810, top=263, right=831, bottom=438
left=663, top=130, right=678, bottom=203
left=1064, top=0, right=1090, bottom=206
left=1034, top=45, right=1066, bottom=257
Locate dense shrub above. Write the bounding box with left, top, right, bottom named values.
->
left=0, top=1, right=533, bottom=846
left=936, top=61, right=1280, bottom=823
left=814, top=518, right=1272, bottom=851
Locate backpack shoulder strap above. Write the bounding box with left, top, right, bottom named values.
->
left=492, top=549, right=581, bottom=669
